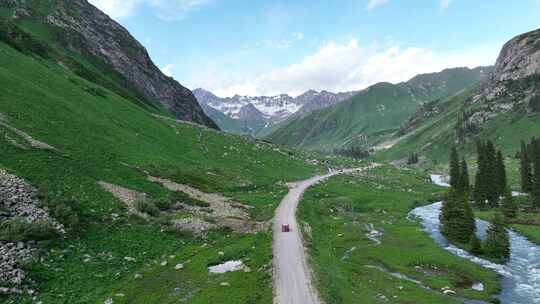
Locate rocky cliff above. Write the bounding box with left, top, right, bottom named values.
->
left=476, top=29, right=540, bottom=112
left=1, top=0, right=217, bottom=128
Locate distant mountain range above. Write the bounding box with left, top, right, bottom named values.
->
left=194, top=88, right=358, bottom=136
left=265, top=67, right=492, bottom=151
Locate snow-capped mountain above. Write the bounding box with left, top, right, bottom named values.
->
left=193, top=88, right=358, bottom=136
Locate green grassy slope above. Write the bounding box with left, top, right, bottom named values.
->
left=266, top=67, right=489, bottom=152
left=376, top=87, right=540, bottom=165
left=0, top=37, right=343, bottom=303
left=298, top=166, right=500, bottom=303
left=201, top=105, right=248, bottom=135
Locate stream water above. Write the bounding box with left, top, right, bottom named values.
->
left=408, top=175, right=540, bottom=303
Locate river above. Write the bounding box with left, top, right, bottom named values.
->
left=408, top=175, right=540, bottom=304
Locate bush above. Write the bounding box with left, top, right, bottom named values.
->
left=52, top=202, right=81, bottom=229
left=153, top=198, right=173, bottom=211
left=135, top=200, right=160, bottom=217
left=0, top=217, right=58, bottom=242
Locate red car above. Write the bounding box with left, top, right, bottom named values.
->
left=281, top=224, right=290, bottom=232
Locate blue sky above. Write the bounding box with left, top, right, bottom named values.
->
left=89, top=0, right=540, bottom=97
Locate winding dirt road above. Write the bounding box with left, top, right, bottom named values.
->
left=273, top=167, right=368, bottom=304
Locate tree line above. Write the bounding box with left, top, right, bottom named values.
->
left=333, top=147, right=370, bottom=159
left=440, top=142, right=512, bottom=262
left=519, top=137, right=540, bottom=209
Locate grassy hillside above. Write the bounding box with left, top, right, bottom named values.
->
left=298, top=166, right=500, bottom=303
left=201, top=105, right=248, bottom=135
left=0, top=36, right=355, bottom=303
left=266, top=67, right=489, bottom=152
left=376, top=87, right=540, bottom=166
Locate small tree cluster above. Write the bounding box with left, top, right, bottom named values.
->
left=333, top=147, right=370, bottom=159
left=440, top=148, right=475, bottom=244
left=455, top=110, right=479, bottom=143
left=473, top=140, right=508, bottom=209
left=519, top=138, right=540, bottom=209
left=407, top=152, right=419, bottom=165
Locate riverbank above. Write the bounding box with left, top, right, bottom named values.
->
left=412, top=202, right=540, bottom=304
left=297, top=166, right=499, bottom=303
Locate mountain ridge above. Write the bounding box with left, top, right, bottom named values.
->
left=0, top=0, right=217, bottom=128
left=194, top=88, right=358, bottom=135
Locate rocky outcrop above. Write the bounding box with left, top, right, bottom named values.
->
left=0, top=169, right=64, bottom=291
left=489, top=29, right=540, bottom=84
left=2, top=0, right=216, bottom=128
left=477, top=29, right=540, bottom=111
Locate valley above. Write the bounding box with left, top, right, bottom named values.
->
left=1, top=1, right=540, bottom=304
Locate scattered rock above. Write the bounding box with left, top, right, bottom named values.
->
left=0, top=169, right=64, bottom=291
left=98, top=181, right=147, bottom=217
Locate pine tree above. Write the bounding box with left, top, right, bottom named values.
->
left=501, top=189, right=517, bottom=219
left=495, top=151, right=507, bottom=197
left=449, top=147, right=461, bottom=190
left=485, top=141, right=499, bottom=208
left=483, top=213, right=510, bottom=262
left=470, top=235, right=483, bottom=256
left=440, top=189, right=475, bottom=244
left=459, top=158, right=470, bottom=196
left=474, top=141, right=487, bottom=209
left=532, top=141, right=540, bottom=209
left=520, top=140, right=533, bottom=193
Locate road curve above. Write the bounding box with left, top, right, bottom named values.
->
left=273, top=167, right=367, bottom=304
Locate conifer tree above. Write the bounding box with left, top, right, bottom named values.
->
left=495, top=151, right=507, bottom=197
left=485, top=141, right=499, bottom=208
left=532, top=141, right=540, bottom=209
left=470, top=234, right=483, bottom=256
left=440, top=189, right=475, bottom=244
left=520, top=140, right=533, bottom=193
left=483, top=213, right=510, bottom=262
left=501, top=189, right=517, bottom=219
left=474, top=141, right=487, bottom=209
left=449, top=147, right=461, bottom=190
left=459, top=158, right=470, bottom=195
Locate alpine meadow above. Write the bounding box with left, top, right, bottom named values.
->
left=1, top=1, right=540, bottom=304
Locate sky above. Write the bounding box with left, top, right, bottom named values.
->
left=88, top=0, right=540, bottom=97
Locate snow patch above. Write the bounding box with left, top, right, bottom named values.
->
left=209, top=260, right=246, bottom=274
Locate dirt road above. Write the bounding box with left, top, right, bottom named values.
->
left=272, top=168, right=367, bottom=304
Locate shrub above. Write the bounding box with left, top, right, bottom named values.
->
left=135, top=200, right=160, bottom=217
left=52, top=202, right=81, bottom=229
left=153, top=198, right=173, bottom=211
left=0, top=217, right=58, bottom=242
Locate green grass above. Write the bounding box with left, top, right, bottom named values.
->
left=0, top=38, right=339, bottom=303
left=298, top=165, right=500, bottom=303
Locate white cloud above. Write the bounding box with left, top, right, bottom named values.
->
left=88, top=0, right=140, bottom=19
left=366, top=0, right=389, bottom=11
left=192, top=39, right=498, bottom=97
left=440, top=0, right=452, bottom=10
left=88, top=0, right=212, bottom=20
left=161, top=64, right=175, bottom=77
left=147, top=0, right=213, bottom=21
